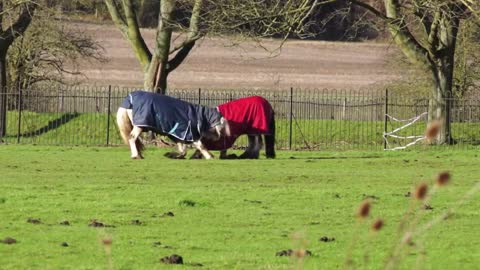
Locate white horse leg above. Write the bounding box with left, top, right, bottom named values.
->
left=176, top=142, right=187, bottom=158
left=193, top=141, right=214, bottom=160
left=129, top=126, right=143, bottom=159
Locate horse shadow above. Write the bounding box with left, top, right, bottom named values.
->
left=19, top=112, right=80, bottom=137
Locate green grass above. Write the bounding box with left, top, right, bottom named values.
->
left=0, top=146, right=479, bottom=269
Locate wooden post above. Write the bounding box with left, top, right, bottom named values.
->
left=384, top=89, right=389, bottom=150
left=106, top=85, right=112, bottom=146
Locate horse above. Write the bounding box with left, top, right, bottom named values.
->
left=190, top=96, right=275, bottom=159
left=116, top=90, right=230, bottom=159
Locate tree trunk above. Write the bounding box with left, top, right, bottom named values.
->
left=429, top=69, right=453, bottom=144
left=144, top=0, right=175, bottom=93
left=427, top=15, right=459, bottom=145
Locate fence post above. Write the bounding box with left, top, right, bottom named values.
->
left=198, top=88, right=201, bottom=104
left=106, top=85, right=112, bottom=146
left=384, top=89, right=388, bottom=150
left=17, top=88, right=23, bottom=143
left=289, top=87, right=293, bottom=150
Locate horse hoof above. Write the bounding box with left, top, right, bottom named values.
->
left=227, top=154, right=238, bottom=159
left=189, top=154, right=203, bottom=159
left=131, top=156, right=144, bottom=160
left=220, top=154, right=238, bottom=159
left=164, top=152, right=185, bottom=159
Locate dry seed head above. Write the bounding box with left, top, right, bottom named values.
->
left=425, top=120, right=442, bottom=141
left=414, top=183, right=428, bottom=200
left=402, top=232, right=413, bottom=245
left=357, top=200, right=371, bottom=218
left=436, top=171, right=451, bottom=186
left=371, top=219, right=384, bottom=231
left=102, top=237, right=113, bottom=246
left=294, top=249, right=307, bottom=258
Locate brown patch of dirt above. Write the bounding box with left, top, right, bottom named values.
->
left=423, top=204, right=434, bottom=210
left=89, top=220, right=105, bottom=227
left=362, top=194, right=380, bottom=200
left=27, top=218, right=42, bottom=224
left=2, top=237, right=17, bottom=244
left=70, top=22, right=403, bottom=91
left=319, top=236, right=336, bottom=242
left=160, top=254, right=183, bottom=264
left=59, top=220, right=70, bottom=226
left=276, top=249, right=313, bottom=257
left=131, top=219, right=143, bottom=225
left=88, top=219, right=115, bottom=228
left=162, top=211, right=175, bottom=217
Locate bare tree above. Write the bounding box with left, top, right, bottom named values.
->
left=0, top=1, right=37, bottom=138
left=8, top=9, right=106, bottom=89
left=103, top=0, right=323, bottom=93
left=348, top=0, right=480, bottom=144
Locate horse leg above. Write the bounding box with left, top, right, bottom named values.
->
left=164, top=142, right=189, bottom=159
left=250, top=135, right=262, bottom=159
left=176, top=142, right=187, bottom=159
left=239, top=135, right=261, bottom=159
left=239, top=135, right=254, bottom=159
left=193, top=140, right=214, bottom=160
left=264, top=135, right=275, bottom=158
left=129, top=126, right=144, bottom=159
left=189, top=149, right=203, bottom=159
left=265, top=115, right=276, bottom=158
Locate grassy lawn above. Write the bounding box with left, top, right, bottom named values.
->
left=0, top=146, right=479, bottom=269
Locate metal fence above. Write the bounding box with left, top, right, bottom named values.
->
left=1, top=86, right=480, bottom=151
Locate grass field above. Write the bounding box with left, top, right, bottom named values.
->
left=0, top=146, right=479, bottom=269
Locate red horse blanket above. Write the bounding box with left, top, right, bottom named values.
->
left=203, top=96, right=274, bottom=150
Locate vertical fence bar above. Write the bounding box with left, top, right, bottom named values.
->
left=16, top=88, right=22, bottom=143
left=106, top=85, right=112, bottom=146
left=384, top=89, right=389, bottom=150
left=198, top=88, right=201, bottom=104
left=289, top=87, right=293, bottom=150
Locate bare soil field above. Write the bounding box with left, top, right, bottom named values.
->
left=78, top=22, right=404, bottom=90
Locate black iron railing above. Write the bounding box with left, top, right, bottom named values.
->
left=1, top=86, right=480, bottom=151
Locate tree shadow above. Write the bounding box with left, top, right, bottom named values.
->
left=20, top=113, right=80, bottom=137
left=285, top=155, right=382, bottom=160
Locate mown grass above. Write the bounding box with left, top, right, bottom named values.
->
left=0, top=146, right=479, bottom=269
left=4, top=111, right=480, bottom=150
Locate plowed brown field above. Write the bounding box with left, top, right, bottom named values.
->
left=78, top=22, right=402, bottom=90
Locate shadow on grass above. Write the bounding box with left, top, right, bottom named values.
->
left=285, top=155, right=382, bottom=160
left=17, top=113, right=80, bottom=137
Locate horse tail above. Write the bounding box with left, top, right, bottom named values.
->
left=265, top=112, right=276, bottom=158
left=116, top=107, right=145, bottom=154
left=117, top=107, right=132, bottom=145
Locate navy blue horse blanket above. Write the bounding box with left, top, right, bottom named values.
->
left=120, top=91, right=223, bottom=142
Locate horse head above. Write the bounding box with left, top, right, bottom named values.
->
left=202, top=117, right=231, bottom=141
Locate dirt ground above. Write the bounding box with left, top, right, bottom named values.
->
left=77, top=22, right=403, bottom=91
